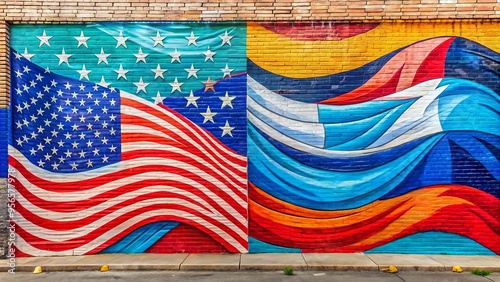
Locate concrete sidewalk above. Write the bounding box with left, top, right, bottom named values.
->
left=1, top=253, right=500, bottom=272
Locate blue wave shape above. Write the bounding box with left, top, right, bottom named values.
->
left=437, top=78, right=500, bottom=136
left=251, top=124, right=435, bottom=172
left=248, top=123, right=442, bottom=210
left=101, top=221, right=179, bottom=253
left=445, top=37, right=500, bottom=95
left=385, top=131, right=500, bottom=199
left=366, top=231, right=496, bottom=255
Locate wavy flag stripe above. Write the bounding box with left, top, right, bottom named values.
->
left=249, top=37, right=500, bottom=103
left=249, top=184, right=500, bottom=253
left=9, top=50, right=248, bottom=256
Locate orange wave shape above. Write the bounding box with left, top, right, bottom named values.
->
left=249, top=183, right=500, bottom=253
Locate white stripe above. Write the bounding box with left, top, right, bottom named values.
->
left=15, top=193, right=246, bottom=241
left=374, top=79, right=443, bottom=100
left=249, top=111, right=439, bottom=157
left=368, top=84, right=447, bottom=148
left=247, top=76, right=319, bottom=122
left=248, top=96, right=325, bottom=148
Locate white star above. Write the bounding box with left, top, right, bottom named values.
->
left=22, top=48, right=35, bottom=61
left=169, top=48, right=182, bottom=63
left=98, top=76, right=111, bottom=88
left=220, top=120, right=235, bottom=137
left=203, top=46, right=216, bottom=62
left=134, top=47, right=149, bottom=63
left=219, top=91, right=236, bottom=109
left=151, top=31, right=166, bottom=47
left=200, top=106, right=217, bottom=123
left=95, top=48, right=110, bottom=65
left=55, top=48, right=71, bottom=66
left=114, top=31, right=129, bottom=48
left=151, top=64, right=166, bottom=80
left=134, top=77, right=149, bottom=94
left=77, top=64, right=91, bottom=80
left=221, top=64, right=234, bottom=78
left=70, top=162, right=78, bottom=170
left=37, top=30, right=52, bottom=47
left=153, top=91, right=165, bottom=104
left=37, top=159, right=45, bottom=167
left=220, top=30, right=234, bottom=46
left=185, top=90, right=200, bottom=108
left=74, top=31, right=90, bottom=48
left=14, top=52, right=22, bottom=60
left=51, top=162, right=60, bottom=170
left=114, top=64, right=129, bottom=80
left=169, top=77, right=183, bottom=93
left=186, top=31, right=199, bottom=46
left=184, top=63, right=200, bottom=79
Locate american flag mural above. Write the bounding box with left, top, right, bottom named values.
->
left=9, top=23, right=247, bottom=256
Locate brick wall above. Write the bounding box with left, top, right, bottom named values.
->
left=1, top=0, right=500, bottom=258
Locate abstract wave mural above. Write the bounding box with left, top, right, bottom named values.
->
left=247, top=22, right=500, bottom=255
left=7, top=21, right=500, bottom=256
left=9, top=23, right=247, bottom=256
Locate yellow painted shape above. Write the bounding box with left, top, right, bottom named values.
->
left=247, top=22, right=500, bottom=78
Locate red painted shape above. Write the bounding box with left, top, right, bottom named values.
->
left=412, top=37, right=455, bottom=85
left=320, top=64, right=405, bottom=105
left=146, top=223, right=230, bottom=253
left=260, top=22, right=380, bottom=41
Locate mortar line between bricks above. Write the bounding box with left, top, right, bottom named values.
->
left=363, top=253, right=381, bottom=271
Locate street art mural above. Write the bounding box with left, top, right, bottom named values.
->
left=247, top=22, right=500, bottom=255
left=9, top=23, right=248, bottom=256
left=6, top=22, right=500, bottom=256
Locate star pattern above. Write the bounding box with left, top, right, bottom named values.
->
left=13, top=24, right=245, bottom=144
left=11, top=53, right=121, bottom=172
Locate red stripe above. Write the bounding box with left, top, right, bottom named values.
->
left=122, top=131, right=246, bottom=179
left=10, top=156, right=242, bottom=203
left=121, top=112, right=246, bottom=180
left=16, top=189, right=246, bottom=234
left=122, top=97, right=246, bottom=166
left=13, top=176, right=246, bottom=231
left=15, top=202, right=246, bottom=252
left=121, top=147, right=246, bottom=201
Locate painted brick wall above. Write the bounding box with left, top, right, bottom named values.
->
left=247, top=21, right=500, bottom=255
left=1, top=0, right=500, bottom=258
